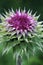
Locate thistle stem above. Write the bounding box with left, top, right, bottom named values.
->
left=16, top=55, right=22, bottom=65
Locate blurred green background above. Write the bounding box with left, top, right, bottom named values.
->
left=0, top=0, right=43, bottom=65
left=0, top=0, right=43, bottom=20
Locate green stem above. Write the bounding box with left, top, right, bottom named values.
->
left=16, top=55, right=22, bottom=65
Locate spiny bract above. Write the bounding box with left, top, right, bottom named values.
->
left=0, top=9, right=43, bottom=58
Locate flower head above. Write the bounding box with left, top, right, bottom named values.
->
left=0, top=9, right=41, bottom=38
left=6, top=10, right=36, bottom=32
left=5, top=9, right=37, bottom=34
left=0, top=8, right=43, bottom=56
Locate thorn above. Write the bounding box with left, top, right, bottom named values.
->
left=30, top=10, right=32, bottom=14
left=4, top=9, right=8, bottom=15
left=25, top=38, right=28, bottom=43
left=37, top=21, right=43, bottom=25
left=22, top=32, right=25, bottom=38
left=2, top=13, right=7, bottom=18
left=27, top=9, right=30, bottom=14
left=35, top=15, right=40, bottom=20
left=18, top=8, right=20, bottom=13
left=16, top=30, right=19, bottom=35
left=36, top=15, right=40, bottom=19
left=33, top=12, right=37, bottom=17
left=24, top=48, right=26, bottom=52
left=11, top=8, right=14, bottom=13
left=24, top=30, right=27, bottom=34
left=29, top=10, right=32, bottom=15
left=24, top=7, right=26, bottom=13
left=5, top=11, right=9, bottom=15
left=0, top=14, right=5, bottom=21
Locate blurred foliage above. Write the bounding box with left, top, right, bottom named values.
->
left=0, top=0, right=43, bottom=65
left=0, top=0, right=43, bottom=20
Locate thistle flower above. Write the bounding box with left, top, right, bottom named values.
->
left=5, top=9, right=37, bottom=33
left=0, top=9, right=43, bottom=63
left=0, top=9, right=39, bottom=39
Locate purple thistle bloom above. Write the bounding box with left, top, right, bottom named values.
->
left=5, top=9, right=37, bottom=34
